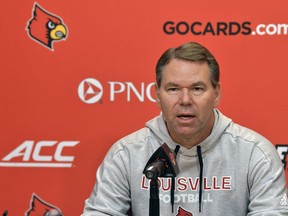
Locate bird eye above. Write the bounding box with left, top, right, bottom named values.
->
left=47, top=21, right=56, bottom=29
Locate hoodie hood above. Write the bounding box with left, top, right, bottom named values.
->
left=145, top=109, right=232, bottom=157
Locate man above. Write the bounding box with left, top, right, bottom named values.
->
left=82, top=42, right=288, bottom=215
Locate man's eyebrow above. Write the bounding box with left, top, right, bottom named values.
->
left=166, top=81, right=207, bottom=86
left=191, top=81, right=207, bottom=86
left=165, top=82, right=179, bottom=86
left=163, top=81, right=208, bottom=88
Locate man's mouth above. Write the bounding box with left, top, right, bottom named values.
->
left=177, top=114, right=196, bottom=119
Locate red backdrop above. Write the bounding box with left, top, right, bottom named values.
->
left=1, top=0, right=288, bottom=214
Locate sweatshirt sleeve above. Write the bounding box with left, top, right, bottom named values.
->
left=247, top=140, right=288, bottom=215
left=82, top=142, right=131, bottom=216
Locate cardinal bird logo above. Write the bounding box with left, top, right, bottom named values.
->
left=27, top=3, right=68, bottom=50
left=25, top=193, right=63, bottom=216
left=176, top=206, right=193, bottom=216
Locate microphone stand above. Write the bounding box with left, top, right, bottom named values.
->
left=149, top=178, right=160, bottom=216
left=143, top=143, right=180, bottom=216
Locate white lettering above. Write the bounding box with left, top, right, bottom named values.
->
left=2, top=140, right=33, bottom=161
left=126, top=82, right=145, bottom=102
left=266, top=24, right=277, bottom=35
left=255, top=23, right=288, bottom=36
left=108, top=81, right=156, bottom=102
left=1, top=140, right=79, bottom=167
left=277, top=24, right=288, bottom=35
left=277, top=146, right=288, bottom=161
left=160, top=193, right=213, bottom=203
left=109, top=81, right=126, bottom=101
left=146, top=82, right=156, bottom=102
left=54, top=141, right=79, bottom=162
left=33, top=141, right=56, bottom=161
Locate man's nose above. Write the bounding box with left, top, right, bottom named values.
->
left=179, top=89, right=192, bottom=105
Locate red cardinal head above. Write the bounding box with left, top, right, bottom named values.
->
left=25, top=193, right=63, bottom=216
left=176, top=206, right=193, bottom=216
left=27, top=3, right=67, bottom=50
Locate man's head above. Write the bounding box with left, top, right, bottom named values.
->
left=156, top=41, right=219, bottom=89
left=155, top=42, right=221, bottom=148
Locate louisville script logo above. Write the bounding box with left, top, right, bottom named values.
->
left=26, top=193, right=63, bottom=216
left=27, top=3, right=68, bottom=50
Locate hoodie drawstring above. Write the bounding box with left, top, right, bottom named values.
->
left=170, top=145, right=203, bottom=213
left=197, top=145, right=203, bottom=212
left=171, top=145, right=180, bottom=213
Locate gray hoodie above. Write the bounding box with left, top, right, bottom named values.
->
left=82, top=109, right=288, bottom=215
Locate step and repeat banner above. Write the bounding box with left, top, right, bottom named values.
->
left=1, top=0, right=288, bottom=215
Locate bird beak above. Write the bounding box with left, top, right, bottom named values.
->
left=50, top=24, right=67, bottom=40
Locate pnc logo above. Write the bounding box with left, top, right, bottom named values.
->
left=78, top=78, right=156, bottom=104
left=0, top=140, right=79, bottom=168
left=78, top=78, right=103, bottom=104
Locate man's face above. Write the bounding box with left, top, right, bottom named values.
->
left=156, top=58, right=221, bottom=148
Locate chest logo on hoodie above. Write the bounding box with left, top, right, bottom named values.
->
left=177, top=206, right=193, bottom=216
left=27, top=3, right=68, bottom=51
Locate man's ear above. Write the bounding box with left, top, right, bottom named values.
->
left=214, top=83, right=221, bottom=108
left=155, top=83, right=161, bottom=108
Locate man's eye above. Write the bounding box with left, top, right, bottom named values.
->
left=168, top=87, right=178, bottom=92
left=193, top=87, right=203, bottom=91
left=192, top=87, right=205, bottom=95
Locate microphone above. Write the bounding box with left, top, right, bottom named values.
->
left=145, top=161, right=165, bottom=180
left=143, top=143, right=179, bottom=180
left=143, top=143, right=180, bottom=216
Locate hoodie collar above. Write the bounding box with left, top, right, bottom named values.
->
left=146, top=109, right=232, bottom=157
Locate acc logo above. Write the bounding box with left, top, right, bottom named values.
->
left=0, top=140, right=79, bottom=168
left=27, top=3, right=68, bottom=50
left=78, top=78, right=103, bottom=104
left=26, top=193, right=63, bottom=216
left=276, top=144, right=288, bottom=169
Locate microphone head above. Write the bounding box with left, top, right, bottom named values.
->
left=145, top=161, right=165, bottom=179
left=143, top=143, right=180, bottom=179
